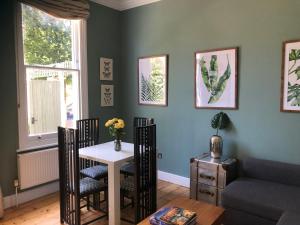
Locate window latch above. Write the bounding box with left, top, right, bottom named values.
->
left=31, top=117, right=38, bottom=124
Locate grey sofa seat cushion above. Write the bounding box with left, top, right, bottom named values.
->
left=277, top=211, right=300, bottom=225
left=222, top=178, right=300, bottom=221
left=243, top=158, right=300, bottom=187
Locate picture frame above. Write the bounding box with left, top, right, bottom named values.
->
left=195, top=47, right=238, bottom=109
left=100, top=57, right=113, bottom=81
left=101, top=84, right=114, bottom=107
left=281, top=39, right=300, bottom=112
left=138, top=54, right=168, bottom=106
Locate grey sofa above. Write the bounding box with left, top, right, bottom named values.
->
left=221, top=158, right=300, bottom=225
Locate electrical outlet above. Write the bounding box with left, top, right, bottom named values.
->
left=157, top=153, right=163, bottom=159
left=14, top=179, right=19, bottom=188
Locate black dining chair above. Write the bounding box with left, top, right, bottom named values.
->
left=120, top=124, right=157, bottom=224
left=58, top=127, right=108, bottom=225
left=77, top=118, right=108, bottom=181
left=120, top=117, right=154, bottom=177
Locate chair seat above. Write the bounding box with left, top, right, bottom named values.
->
left=120, top=162, right=135, bottom=176
left=80, top=177, right=107, bottom=196
left=80, top=165, right=108, bottom=179
left=121, top=177, right=135, bottom=195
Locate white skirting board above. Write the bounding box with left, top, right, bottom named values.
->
left=3, top=181, right=59, bottom=209
left=3, top=171, right=189, bottom=209
left=158, top=170, right=190, bottom=188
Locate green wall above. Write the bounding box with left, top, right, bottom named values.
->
left=0, top=0, right=19, bottom=198
left=120, top=0, right=300, bottom=178
left=0, top=0, right=120, bottom=197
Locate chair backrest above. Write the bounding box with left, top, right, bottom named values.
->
left=76, top=118, right=99, bottom=148
left=134, top=124, right=157, bottom=223
left=134, top=117, right=154, bottom=127
left=58, top=127, right=80, bottom=225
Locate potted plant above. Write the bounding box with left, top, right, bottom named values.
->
left=210, top=112, right=230, bottom=158
left=105, top=118, right=125, bottom=151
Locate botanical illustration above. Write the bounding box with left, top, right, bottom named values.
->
left=195, top=48, right=237, bottom=109
left=101, top=85, right=113, bottom=107
left=287, top=49, right=300, bottom=106
left=139, top=55, right=168, bottom=106
left=282, top=40, right=300, bottom=112
left=100, top=58, right=113, bottom=81
left=200, top=55, right=231, bottom=104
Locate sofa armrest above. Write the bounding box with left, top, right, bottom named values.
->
left=277, top=211, right=300, bottom=225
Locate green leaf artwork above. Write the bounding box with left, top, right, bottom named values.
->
left=140, top=59, right=165, bottom=103
left=200, top=55, right=231, bottom=104
left=287, top=49, right=300, bottom=106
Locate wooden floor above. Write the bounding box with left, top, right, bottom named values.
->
left=0, top=180, right=189, bottom=225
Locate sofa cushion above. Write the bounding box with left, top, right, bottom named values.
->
left=222, top=178, right=300, bottom=221
left=277, top=211, right=300, bottom=225
left=243, top=158, right=300, bottom=187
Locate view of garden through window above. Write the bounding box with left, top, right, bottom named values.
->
left=21, top=4, right=80, bottom=136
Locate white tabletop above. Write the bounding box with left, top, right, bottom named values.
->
left=79, top=141, right=134, bottom=165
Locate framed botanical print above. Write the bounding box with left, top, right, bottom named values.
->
left=101, top=85, right=113, bottom=107
left=100, top=57, right=113, bottom=81
left=195, top=47, right=238, bottom=109
left=281, top=40, right=300, bottom=112
left=138, top=55, right=168, bottom=106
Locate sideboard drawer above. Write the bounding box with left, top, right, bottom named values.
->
left=197, top=183, right=217, bottom=205
left=198, top=165, right=218, bottom=187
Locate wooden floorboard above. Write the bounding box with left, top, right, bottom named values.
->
left=0, top=180, right=189, bottom=225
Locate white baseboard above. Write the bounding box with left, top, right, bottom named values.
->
left=158, top=170, right=190, bottom=188
left=3, top=181, right=59, bottom=209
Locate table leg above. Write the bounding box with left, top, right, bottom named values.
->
left=108, top=163, right=121, bottom=225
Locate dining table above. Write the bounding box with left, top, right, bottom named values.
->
left=79, top=141, right=134, bottom=225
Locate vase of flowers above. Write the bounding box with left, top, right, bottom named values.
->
left=105, top=118, right=125, bottom=151
left=210, top=112, right=230, bottom=159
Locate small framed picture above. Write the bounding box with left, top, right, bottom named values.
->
left=100, top=57, right=113, bottom=81
left=195, top=47, right=238, bottom=109
left=101, top=85, right=114, bottom=107
left=281, top=40, right=300, bottom=112
left=138, top=55, right=168, bottom=106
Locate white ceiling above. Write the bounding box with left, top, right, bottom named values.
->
left=91, top=0, right=161, bottom=11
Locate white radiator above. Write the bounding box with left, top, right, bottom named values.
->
left=18, top=148, right=59, bottom=190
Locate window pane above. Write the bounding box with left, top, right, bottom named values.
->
left=21, top=4, right=77, bottom=69
left=26, top=68, right=79, bottom=136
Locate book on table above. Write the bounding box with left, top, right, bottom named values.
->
left=149, top=206, right=197, bottom=225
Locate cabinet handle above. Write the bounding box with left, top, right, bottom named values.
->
left=199, top=173, right=215, bottom=181
left=199, top=189, right=215, bottom=197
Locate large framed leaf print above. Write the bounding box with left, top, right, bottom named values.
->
left=281, top=40, right=300, bottom=112
left=138, top=55, right=168, bottom=106
left=195, top=47, right=238, bottom=109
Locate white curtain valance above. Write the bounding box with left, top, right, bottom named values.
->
left=19, top=0, right=90, bottom=19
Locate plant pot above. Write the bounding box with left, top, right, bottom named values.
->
left=210, top=135, right=223, bottom=159
left=114, top=139, right=121, bottom=152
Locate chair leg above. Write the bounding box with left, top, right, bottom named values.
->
left=87, top=195, right=90, bottom=210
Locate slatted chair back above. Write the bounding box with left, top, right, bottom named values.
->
left=76, top=118, right=100, bottom=148
left=134, top=117, right=154, bottom=127
left=77, top=118, right=100, bottom=170
left=134, top=124, right=157, bottom=223
left=58, top=127, right=81, bottom=225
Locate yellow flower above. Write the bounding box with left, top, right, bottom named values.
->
left=117, top=119, right=125, bottom=128
left=105, top=119, right=113, bottom=127
left=112, top=118, right=118, bottom=123
left=114, top=122, right=122, bottom=129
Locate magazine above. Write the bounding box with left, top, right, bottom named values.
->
left=149, top=207, right=197, bottom=225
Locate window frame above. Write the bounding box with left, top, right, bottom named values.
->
left=15, top=3, right=88, bottom=150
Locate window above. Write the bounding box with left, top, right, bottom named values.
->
left=16, top=3, right=88, bottom=149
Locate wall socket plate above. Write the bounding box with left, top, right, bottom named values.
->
left=157, top=153, right=163, bottom=159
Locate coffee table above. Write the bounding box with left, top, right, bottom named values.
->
left=138, top=198, right=224, bottom=225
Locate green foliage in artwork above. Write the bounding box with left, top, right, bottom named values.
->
left=200, top=55, right=231, bottom=104
left=141, top=61, right=164, bottom=102
left=287, top=48, right=300, bottom=106
left=22, top=4, right=72, bottom=65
